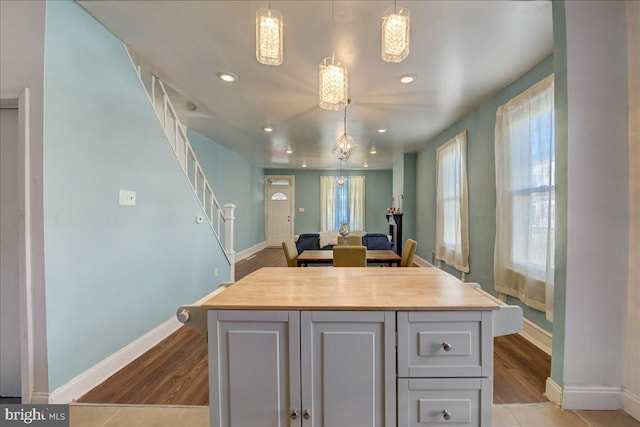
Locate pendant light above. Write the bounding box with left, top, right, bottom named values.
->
left=382, top=1, right=410, bottom=63
left=256, top=2, right=283, bottom=66
left=336, top=159, right=345, bottom=187
left=332, top=99, right=358, bottom=161
left=319, top=0, right=348, bottom=110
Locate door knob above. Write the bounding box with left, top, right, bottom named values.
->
left=303, top=409, right=311, bottom=420
left=290, top=409, right=299, bottom=420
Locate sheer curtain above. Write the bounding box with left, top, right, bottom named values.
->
left=494, top=74, right=555, bottom=321
left=320, top=175, right=365, bottom=232
left=348, top=176, right=365, bottom=231
left=435, top=131, right=469, bottom=274
left=320, top=176, right=337, bottom=232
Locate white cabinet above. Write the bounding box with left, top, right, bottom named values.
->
left=397, top=311, right=494, bottom=426
left=208, top=310, right=300, bottom=427
left=208, top=310, right=395, bottom=427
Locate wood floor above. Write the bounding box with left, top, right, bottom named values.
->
left=78, top=248, right=550, bottom=405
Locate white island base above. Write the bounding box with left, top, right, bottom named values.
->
left=186, top=267, right=522, bottom=427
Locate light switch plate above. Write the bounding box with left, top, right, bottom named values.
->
left=299, top=207, right=305, bottom=212
left=119, top=190, right=136, bottom=206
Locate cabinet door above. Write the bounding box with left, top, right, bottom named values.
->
left=300, top=311, right=396, bottom=427
left=208, top=310, right=301, bottom=427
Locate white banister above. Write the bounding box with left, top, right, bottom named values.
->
left=123, top=45, right=234, bottom=265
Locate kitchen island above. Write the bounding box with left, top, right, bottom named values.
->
left=183, top=267, right=522, bottom=427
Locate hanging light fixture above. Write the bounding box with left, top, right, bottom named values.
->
left=319, top=0, right=348, bottom=110
left=336, top=159, right=346, bottom=187
left=256, top=2, right=283, bottom=66
left=332, top=99, right=358, bottom=161
left=382, top=1, right=410, bottom=63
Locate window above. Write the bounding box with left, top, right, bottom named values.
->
left=270, top=192, right=288, bottom=201
left=320, top=176, right=365, bottom=231
left=495, top=74, right=555, bottom=321
left=435, top=131, right=469, bottom=275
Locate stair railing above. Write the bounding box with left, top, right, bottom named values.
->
left=123, top=45, right=235, bottom=269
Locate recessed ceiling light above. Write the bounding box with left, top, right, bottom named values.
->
left=286, top=148, right=293, bottom=154
left=377, top=128, right=387, bottom=133
left=370, top=147, right=377, bottom=154
left=399, top=73, right=417, bottom=84
left=217, top=72, right=237, bottom=82
left=263, top=126, right=274, bottom=132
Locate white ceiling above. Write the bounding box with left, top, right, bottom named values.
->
left=77, top=0, right=553, bottom=170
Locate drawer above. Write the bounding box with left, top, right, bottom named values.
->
left=397, top=312, right=493, bottom=378
left=397, top=378, right=492, bottom=426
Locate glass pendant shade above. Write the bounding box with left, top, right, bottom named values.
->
left=256, top=9, right=283, bottom=66
left=381, top=6, right=410, bottom=62
left=319, top=57, right=348, bottom=110
left=336, top=160, right=345, bottom=186
left=332, top=134, right=358, bottom=162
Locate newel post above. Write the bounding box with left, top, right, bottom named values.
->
left=223, top=203, right=237, bottom=281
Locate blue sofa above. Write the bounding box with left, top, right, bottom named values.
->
left=295, top=233, right=394, bottom=253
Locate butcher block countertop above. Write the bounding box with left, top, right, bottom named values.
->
left=201, top=267, right=501, bottom=311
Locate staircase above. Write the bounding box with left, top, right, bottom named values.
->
left=123, top=45, right=235, bottom=272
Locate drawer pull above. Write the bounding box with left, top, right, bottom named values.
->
left=442, top=342, right=452, bottom=352
left=442, top=409, right=452, bottom=420
left=290, top=409, right=299, bottom=420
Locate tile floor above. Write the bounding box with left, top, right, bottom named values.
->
left=69, top=403, right=640, bottom=427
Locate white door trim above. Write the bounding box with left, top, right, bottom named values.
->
left=265, top=175, right=295, bottom=246
left=2, top=88, right=35, bottom=403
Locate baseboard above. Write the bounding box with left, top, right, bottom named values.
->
left=519, top=318, right=552, bottom=355
left=49, top=316, right=182, bottom=404
left=545, top=377, right=563, bottom=406
left=413, top=255, right=434, bottom=267
left=623, top=388, right=640, bottom=421
left=561, top=385, right=623, bottom=410
left=235, top=241, right=267, bottom=262
left=30, top=392, right=50, bottom=404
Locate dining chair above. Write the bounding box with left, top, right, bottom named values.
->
left=282, top=239, right=299, bottom=267
left=400, top=239, right=417, bottom=267
left=346, top=235, right=363, bottom=246
left=333, top=245, right=367, bottom=267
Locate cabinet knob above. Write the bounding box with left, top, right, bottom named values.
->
left=290, top=409, right=299, bottom=420
left=303, top=409, right=311, bottom=420
left=442, top=342, right=452, bottom=352
left=442, top=409, right=452, bottom=420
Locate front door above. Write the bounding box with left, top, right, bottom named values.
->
left=267, top=186, right=292, bottom=247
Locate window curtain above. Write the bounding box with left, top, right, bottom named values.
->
left=320, top=175, right=365, bottom=232
left=494, top=74, right=555, bottom=321
left=320, top=176, right=337, bottom=232
left=348, top=176, right=365, bottom=231
left=435, top=131, right=470, bottom=274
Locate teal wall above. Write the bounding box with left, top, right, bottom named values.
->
left=402, top=154, right=417, bottom=244
left=415, top=55, right=555, bottom=333
left=188, top=130, right=265, bottom=252
left=264, top=169, right=393, bottom=234
left=43, top=0, right=230, bottom=390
